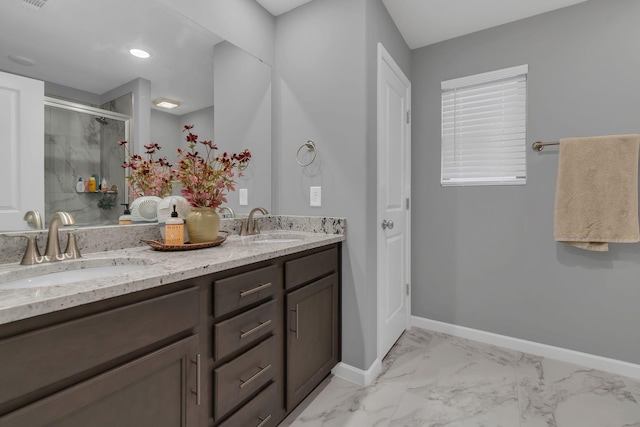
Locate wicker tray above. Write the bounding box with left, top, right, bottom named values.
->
left=142, top=231, right=228, bottom=251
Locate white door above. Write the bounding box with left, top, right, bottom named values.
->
left=0, top=71, right=44, bottom=231
left=377, top=43, right=411, bottom=359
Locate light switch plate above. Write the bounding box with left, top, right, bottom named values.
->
left=239, top=188, right=248, bottom=206
left=310, top=186, right=321, bottom=207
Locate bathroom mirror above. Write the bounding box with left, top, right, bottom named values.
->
left=0, top=0, right=272, bottom=231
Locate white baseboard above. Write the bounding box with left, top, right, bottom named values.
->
left=412, top=316, right=640, bottom=380
left=332, top=358, right=382, bottom=387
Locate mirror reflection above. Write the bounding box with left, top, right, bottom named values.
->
left=44, top=97, right=130, bottom=227
left=0, top=0, right=272, bottom=231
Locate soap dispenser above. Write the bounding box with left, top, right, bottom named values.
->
left=76, top=177, right=84, bottom=192
left=119, top=203, right=132, bottom=225
left=164, top=203, right=184, bottom=245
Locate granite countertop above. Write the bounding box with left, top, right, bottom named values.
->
left=0, top=217, right=345, bottom=326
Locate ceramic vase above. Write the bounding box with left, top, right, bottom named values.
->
left=186, top=207, right=219, bottom=243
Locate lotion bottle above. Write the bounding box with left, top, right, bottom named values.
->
left=165, top=204, right=184, bottom=245
left=88, top=176, right=97, bottom=192
left=76, top=177, right=84, bottom=192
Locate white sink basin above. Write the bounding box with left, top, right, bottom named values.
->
left=0, top=258, right=152, bottom=289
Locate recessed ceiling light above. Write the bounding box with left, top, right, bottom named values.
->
left=129, top=48, right=151, bottom=59
left=153, top=98, right=181, bottom=110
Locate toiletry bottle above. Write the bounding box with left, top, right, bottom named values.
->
left=101, top=178, right=108, bottom=192
left=119, top=203, right=132, bottom=225
left=165, top=204, right=184, bottom=245
left=88, top=176, right=97, bottom=192
left=76, top=177, right=84, bottom=192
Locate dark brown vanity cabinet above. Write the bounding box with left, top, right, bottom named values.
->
left=210, top=244, right=341, bottom=426
left=0, top=242, right=341, bottom=427
left=0, top=284, right=201, bottom=427
left=210, top=263, right=284, bottom=427
left=285, top=247, right=340, bottom=410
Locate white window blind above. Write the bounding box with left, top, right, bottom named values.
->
left=441, top=64, right=528, bottom=186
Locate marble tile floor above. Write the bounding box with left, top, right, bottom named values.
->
left=280, top=327, right=640, bottom=427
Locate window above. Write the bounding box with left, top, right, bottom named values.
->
left=441, top=64, right=528, bottom=186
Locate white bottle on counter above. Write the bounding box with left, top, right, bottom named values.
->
left=76, top=177, right=84, bottom=192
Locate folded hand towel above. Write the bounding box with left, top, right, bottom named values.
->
left=554, top=134, right=640, bottom=251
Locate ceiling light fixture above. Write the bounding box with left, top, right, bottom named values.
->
left=129, top=48, right=151, bottom=59
left=153, top=98, right=181, bottom=110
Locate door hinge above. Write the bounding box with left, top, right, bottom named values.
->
left=406, top=110, right=411, bottom=124
left=405, top=283, right=410, bottom=295
left=406, top=198, right=410, bottom=210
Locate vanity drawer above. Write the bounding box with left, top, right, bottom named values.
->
left=219, top=382, right=278, bottom=427
left=214, top=299, right=276, bottom=360
left=0, top=287, right=199, bottom=408
left=214, top=336, right=276, bottom=420
left=284, top=246, right=338, bottom=290
left=213, top=265, right=279, bottom=317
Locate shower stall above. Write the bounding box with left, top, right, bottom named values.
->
left=44, top=97, right=131, bottom=227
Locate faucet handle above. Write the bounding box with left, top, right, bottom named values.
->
left=64, top=233, right=81, bottom=259
left=5, top=234, right=43, bottom=265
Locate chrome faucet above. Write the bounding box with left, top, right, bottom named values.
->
left=43, top=212, right=81, bottom=262
left=218, top=206, right=235, bottom=219
left=241, top=207, right=268, bottom=236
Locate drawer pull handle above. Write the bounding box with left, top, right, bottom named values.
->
left=240, top=319, right=273, bottom=339
left=191, top=354, right=201, bottom=406
left=290, top=304, right=299, bottom=339
left=240, top=282, right=272, bottom=298
left=257, top=414, right=272, bottom=427
left=239, top=364, right=272, bottom=389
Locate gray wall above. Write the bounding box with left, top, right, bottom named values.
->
left=274, top=0, right=409, bottom=370
left=214, top=41, right=272, bottom=214
left=411, top=0, right=640, bottom=364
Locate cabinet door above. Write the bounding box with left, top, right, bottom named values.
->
left=286, top=273, right=339, bottom=410
left=0, top=335, right=200, bottom=427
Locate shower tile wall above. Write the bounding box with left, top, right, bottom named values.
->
left=44, top=107, right=123, bottom=227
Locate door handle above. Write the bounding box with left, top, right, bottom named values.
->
left=191, top=354, right=201, bottom=406
left=382, top=219, right=394, bottom=230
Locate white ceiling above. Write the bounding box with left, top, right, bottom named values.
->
left=256, top=0, right=313, bottom=16
left=258, top=0, right=590, bottom=49
left=382, top=0, right=590, bottom=49
left=0, top=0, right=591, bottom=112
left=0, top=0, right=223, bottom=115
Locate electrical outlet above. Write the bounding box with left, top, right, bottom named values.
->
left=239, top=188, right=248, bottom=206
left=310, top=186, right=321, bottom=207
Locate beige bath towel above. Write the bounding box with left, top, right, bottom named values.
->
left=554, top=134, right=640, bottom=251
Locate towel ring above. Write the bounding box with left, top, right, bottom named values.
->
left=296, top=140, right=317, bottom=167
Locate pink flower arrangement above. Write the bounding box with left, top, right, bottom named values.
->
left=174, top=124, right=251, bottom=209
left=119, top=140, right=174, bottom=198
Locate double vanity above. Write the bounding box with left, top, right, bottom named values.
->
left=0, top=216, right=345, bottom=426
